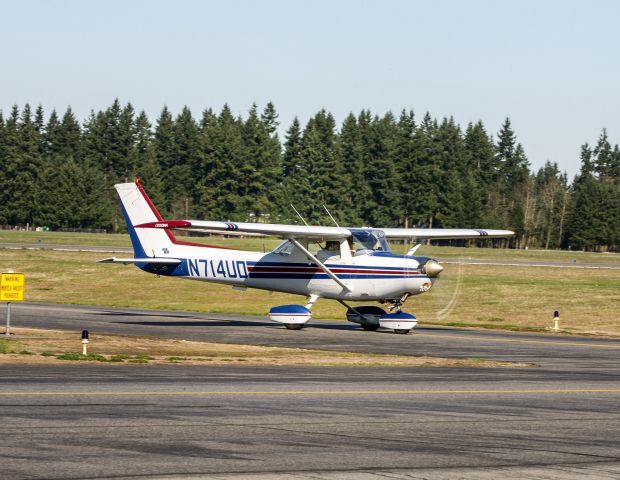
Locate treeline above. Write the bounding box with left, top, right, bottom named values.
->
left=0, top=100, right=618, bottom=251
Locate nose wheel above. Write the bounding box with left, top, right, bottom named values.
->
left=387, top=293, right=410, bottom=313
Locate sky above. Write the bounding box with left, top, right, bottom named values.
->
left=2, top=0, right=619, bottom=179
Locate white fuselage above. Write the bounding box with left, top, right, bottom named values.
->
left=144, top=243, right=436, bottom=302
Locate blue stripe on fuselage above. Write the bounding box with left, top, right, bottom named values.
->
left=247, top=273, right=425, bottom=280
left=119, top=201, right=147, bottom=259
left=246, top=261, right=408, bottom=270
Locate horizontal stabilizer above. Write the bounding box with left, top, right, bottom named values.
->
left=97, top=257, right=182, bottom=265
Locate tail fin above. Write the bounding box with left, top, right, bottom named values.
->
left=115, top=179, right=174, bottom=258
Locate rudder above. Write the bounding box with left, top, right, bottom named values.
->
left=115, top=179, right=173, bottom=258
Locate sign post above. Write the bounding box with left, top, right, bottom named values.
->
left=1, top=273, right=25, bottom=336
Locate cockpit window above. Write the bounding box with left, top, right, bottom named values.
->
left=349, top=229, right=391, bottom=254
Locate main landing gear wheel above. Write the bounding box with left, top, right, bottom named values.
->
left=362, top=323, right=380, bottom=331
left=284, top=324, right=304, bottom=330
left=344, top=306, right=385, bottom=332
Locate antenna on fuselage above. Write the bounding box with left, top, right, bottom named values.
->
left=322, top=204, right=340, bottom=228
left=290, top=204, right=309, bottom=226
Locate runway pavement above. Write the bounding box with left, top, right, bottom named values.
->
left=9, top=302, right=620, bottom=371
left=2, top=303, right=620, bottom=479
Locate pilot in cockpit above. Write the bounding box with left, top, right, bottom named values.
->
left=316, top=240, right=341, bottom=261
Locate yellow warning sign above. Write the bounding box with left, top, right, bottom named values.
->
left=1, top=273, right=25, bottom=301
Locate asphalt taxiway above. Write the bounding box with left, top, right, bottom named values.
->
left=1, top=303, right=620, bottom=479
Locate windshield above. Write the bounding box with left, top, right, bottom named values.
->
left=349, top=229, right=391, bottom=254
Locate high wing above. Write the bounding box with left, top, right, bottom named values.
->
left=380, top=228, right=514, bottom=240
left=136, top=220, right=512, bottom=241
left=135, top=220, right=351, bottom=240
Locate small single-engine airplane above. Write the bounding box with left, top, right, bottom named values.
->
left=99, top=179, right=513, bottom=334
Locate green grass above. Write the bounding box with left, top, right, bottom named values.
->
left=0, top=338, right=15, bottom=354
left=56, top=353, right=108, bottom=361
left=1, top=229, right=616, bottom=264
left=1, top=233, right=619, bottom=335
left=0, top=230, right=283, bottom=252
left=52, top=352, right=153, bottom=363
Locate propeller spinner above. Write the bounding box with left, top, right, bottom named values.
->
left=421, top=259, right=444, bottom=277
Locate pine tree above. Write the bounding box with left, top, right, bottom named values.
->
left=0, top=110, right=7, bottom=224
left=11, top=104, right=42, bottom=225
left=566, top=143, right=604, bottom=250
left=408, top=112, right=441, bottom=227
left=134, top=111, right=165, bottom=208
left=153, top=106, right=177, bottom=215
left=280, top=117, right=307, bottom=222
left=338, top=112, right=367, bottom=225
left=361, top=112, right=402, bottom=227
left=239, top=103, right=282, bottom=220
left=197, top=104, right=245, bottom=219
left=435, top=117, right=468, bottom=228
left=295, top=110, right=346, bottom=224
left=494, top=118, right=531, bottom=246
left=34, top=107, right=85, bottom=228
left=174, top=106, right=202, bottom=216
left=260, top=101, right=279, bottom=136
left=394, top=110, right=416, bottom=228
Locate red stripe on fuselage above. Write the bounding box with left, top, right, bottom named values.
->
left=247, top=266, right=417, bottom=275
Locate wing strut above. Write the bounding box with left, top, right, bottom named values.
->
left=289, top=238, right=352, bottom=292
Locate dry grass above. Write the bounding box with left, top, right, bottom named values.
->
left=1, top=230, right=617, bottom=264
left=0, top=328, right=522, bottom=367
left=1, top=246, right=618, bottom=336
left=417, top=264, right=620, bottom=335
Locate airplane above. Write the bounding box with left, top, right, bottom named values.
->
left=99, top=179, right=514, bottom=334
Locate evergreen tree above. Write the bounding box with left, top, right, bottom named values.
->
left=260, top=101, right=279, bottom=136
left=153, top=106, right=177, bottom=215
left=565, top=140, right=619, bottom=251
left=239, top=103, right=282, bottom=220
left=134, top=111, right=165, bottom=208
left=196, top=104, right=245, bottom=219
left=295, top=110, right=346, bottom=224
left=0, top=110, right=7, bottom=224
left=408, top=112, right=441, bottom=227
left=493, top=118, right=530, bottom=245
left=435, top=117, right=468, bottom=228
left=464, top=121, right=497, bottom=228
left=280, top=117, right=307, bottom=222
left=34, top=107, right=84, bottom=228
left=10, top=104, right=42, bottom=225
left=394, top=109, right=417, bottom=228
left=338, top=112, right=368, bottom=225
left=361, top=112, right=402, bottom=227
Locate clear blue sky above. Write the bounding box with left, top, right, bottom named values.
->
left=2, top=0, right=619, bottom=179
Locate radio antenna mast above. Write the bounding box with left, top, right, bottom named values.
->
left=290, top=204, right=309, bottom=226
left=322, top=204, right=340, bottom=228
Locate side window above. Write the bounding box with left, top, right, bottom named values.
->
left=273, top=240, right=294, bottom=256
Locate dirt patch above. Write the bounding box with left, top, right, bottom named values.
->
left=0, top=328, right=530, bottom=368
